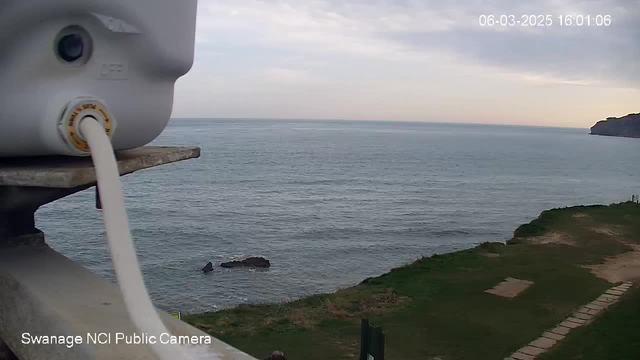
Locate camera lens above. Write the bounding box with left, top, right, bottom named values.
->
left=57, top=34, right=84, bottom=63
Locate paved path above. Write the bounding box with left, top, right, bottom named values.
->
left=506, top=282, right=633, bottom=360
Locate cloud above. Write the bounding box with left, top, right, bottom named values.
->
left=173, top=0, right=640, bottom=125
left=385, top=0, right=640, bottom=87
left=262, top=68, right=327, bottom=86
left=192, top=0, right=639, bottom=87
left=193, top=0, right=457, bottom=61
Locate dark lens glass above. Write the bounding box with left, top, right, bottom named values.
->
left=57, top=34, right=84, bottom=62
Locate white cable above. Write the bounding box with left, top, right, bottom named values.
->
left=80, top=118, right=218, bottom=360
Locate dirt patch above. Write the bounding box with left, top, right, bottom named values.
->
left=572, top=213, right=589, bottom=219
left=282, top=288, right=411, bottom=329
left=585, top=244, right=640, bottom=283
left=528, top=232, right=575, bottom=246
left=485, top=277, right=534, bottom=298
left=590, top=226, right=623, bottom=237
left=288, top=308, right=316, bottom=329
left=357, top=288, right=411, bottom=314
left=480, top=252, right=500, bottom=258
left=194, top=323, right=213, bottom=331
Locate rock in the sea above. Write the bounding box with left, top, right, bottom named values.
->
left=220, top=257, right=270, bottom=268
left=590, top=113, right=640, bottom=138
left=202, top=261, right=213, bottom=273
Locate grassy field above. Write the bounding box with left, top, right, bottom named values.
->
left=185, top=202, right=640, bottom=360
left=540, top=286, right=640, bottom=360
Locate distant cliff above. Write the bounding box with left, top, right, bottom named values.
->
left=590, top=113, right=640, bottom=138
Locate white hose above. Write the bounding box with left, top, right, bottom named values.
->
left=80, top=118, right=217, bottom=360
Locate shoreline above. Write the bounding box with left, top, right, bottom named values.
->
left=185, top=201, right=640, bottom=360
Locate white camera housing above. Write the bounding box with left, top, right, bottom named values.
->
left=0, top=0, right=198, bottom=156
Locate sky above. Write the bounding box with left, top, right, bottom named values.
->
left=172, top=0, right=640, bottom=128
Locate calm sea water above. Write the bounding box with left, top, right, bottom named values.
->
left=39, top=120, right=640, bottom=313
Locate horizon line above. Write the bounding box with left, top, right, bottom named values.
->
left=169, top=117, right=590, bottom=130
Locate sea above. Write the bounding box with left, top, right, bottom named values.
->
left=38, top=119, right=640, bottom=313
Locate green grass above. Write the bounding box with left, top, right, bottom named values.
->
left=540, top=286, right=640, bottom=360
left=185, top=202, right=640, bottom=360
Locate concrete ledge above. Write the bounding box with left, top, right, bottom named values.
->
left=0, top=337, right=17, bottom=360
left=0, top=232, right=45, bottom=249
left=0, top=243, right=256, bottom=360
left=0, top=146, right=201, bottom=188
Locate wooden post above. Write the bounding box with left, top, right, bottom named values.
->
left=360, top=319, right=370, bottom=360
left=360, top=319, right=385, bottom=360
left=371, top=326, right=385, bottom=360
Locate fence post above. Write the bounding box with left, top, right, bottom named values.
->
left=373, top=326, right=385, bottom=360
left=360, top=319, right=385, bottom=360
left=360, top=319, right=370, bottom=360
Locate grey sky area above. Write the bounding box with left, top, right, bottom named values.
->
left=173, top=0, right=639, bottom=127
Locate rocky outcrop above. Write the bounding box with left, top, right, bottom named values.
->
left=221, top=257, right=270, bottom=268
left=202, top=261, right=213, bottom=273
left=590, top=113, right=640, bottom=138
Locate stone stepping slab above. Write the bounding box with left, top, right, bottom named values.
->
left=485, top=277, right=534, bottom=298
left=504, top=281, right=632, bottom=360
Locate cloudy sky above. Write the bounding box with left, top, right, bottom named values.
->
left=172, top=0, right=639, bottom=128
